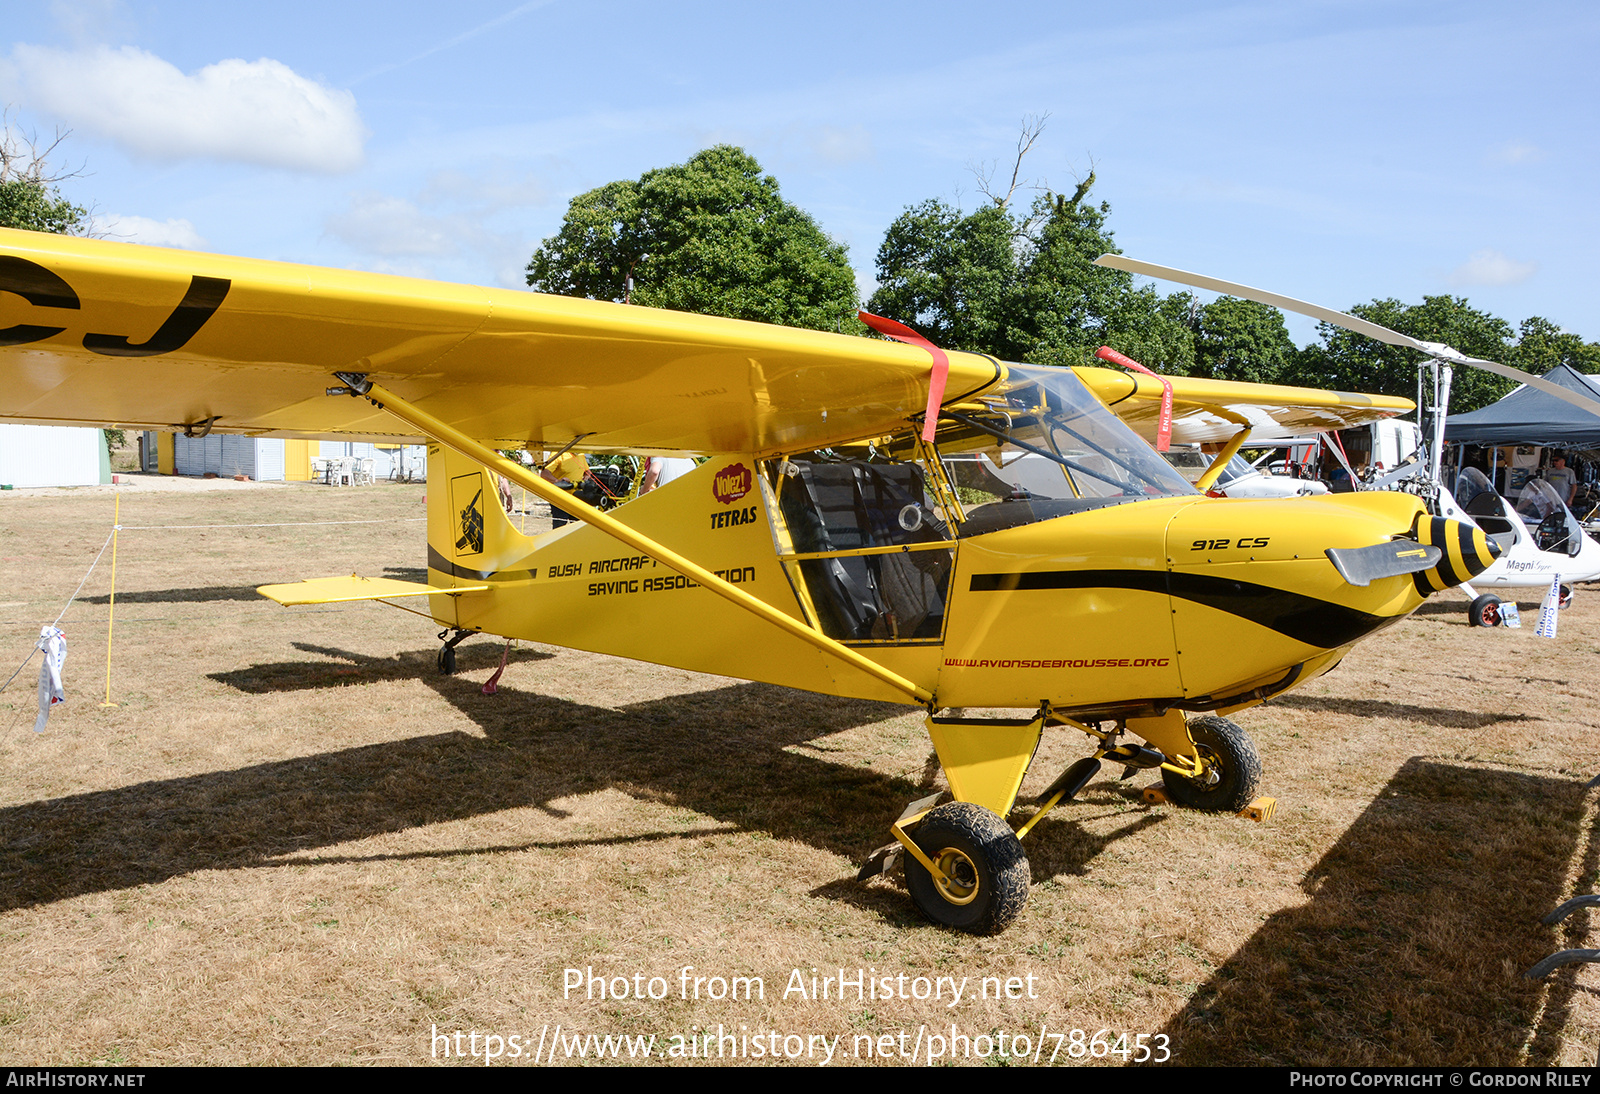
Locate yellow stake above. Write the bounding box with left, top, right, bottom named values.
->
left=100, top=490, right=120, bottom=708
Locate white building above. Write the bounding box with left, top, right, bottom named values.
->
left=0, top=425, right=110, bottom=488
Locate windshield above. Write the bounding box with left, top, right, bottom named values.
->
left=1220, top=454, right=1255, bottom=486
left=1515, top=478, right=1584, bottom=557
left=930, top=364, right=1196, bottom=535
left=1455, top=467, right=1496, bottom=509
left=939, top=365, right=1194, bottom=496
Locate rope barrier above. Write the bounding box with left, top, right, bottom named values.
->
left=118, top=518, right=427, bottom=530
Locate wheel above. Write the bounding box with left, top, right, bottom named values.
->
left=904, top=802, right=1029, bottom=935
left=437, top=644, right=457, bottom=675
left=1160, top=715, right=1262, bottom=814
left=1560, top=584, right=1574, bottom=610
left=1468, top=593, right=1502, bottom=627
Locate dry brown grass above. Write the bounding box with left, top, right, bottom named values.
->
left=2, top=476, right=1600, bottom=1066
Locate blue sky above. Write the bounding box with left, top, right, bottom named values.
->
left=3, top=0, right=1595, bottom=349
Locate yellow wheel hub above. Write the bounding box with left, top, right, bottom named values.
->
left=933, top=848, right=981, bottom=906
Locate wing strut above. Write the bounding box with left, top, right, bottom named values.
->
left=328, top=373, right=934, bottom=706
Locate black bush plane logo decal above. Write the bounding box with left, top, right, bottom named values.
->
left=453, top=473, right=485, bottom=555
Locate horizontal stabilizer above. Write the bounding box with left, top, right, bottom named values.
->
left=1324, top=542, right=1440, bottom=587
left=257, top=574, right=489, bottom=606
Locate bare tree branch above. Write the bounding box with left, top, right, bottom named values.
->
left=0, top=109, right=87, bottom=186
left=972, top=113, right=1050, bottom=209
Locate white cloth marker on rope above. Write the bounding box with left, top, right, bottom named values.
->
left=1535, top=575, right=1561, bottom=639
left=34, top=626, right=65, bottom=733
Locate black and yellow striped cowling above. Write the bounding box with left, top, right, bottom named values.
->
left=1411, top=515, right=1501, bottom=594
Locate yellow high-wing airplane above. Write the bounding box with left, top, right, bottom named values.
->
left=0, top=228, right=1498, bottom=934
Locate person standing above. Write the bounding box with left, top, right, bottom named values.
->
left=640, top=456, right=695, bottom=494
left=1544, top=453, right=1578, bottom=507
left=542, top=450, right=590, bottom=527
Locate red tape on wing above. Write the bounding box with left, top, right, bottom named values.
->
left=1095, top=345, right=1173, bottom=451
left=858, top=310, right=949, bottom=442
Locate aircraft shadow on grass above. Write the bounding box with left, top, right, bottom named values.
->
left=1268, top=693, right=1534, bottom=730
left=1157, top=757, right=1595, bottom=1067
left=79, top=585, right=267, bottom=605
left=0, top=639, right=1140, bottom=922
left=76, top=569, right=434, bottom=606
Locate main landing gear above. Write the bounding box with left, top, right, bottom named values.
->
left=1468, top=584, right=1574, bottom=627
left=861, top=709, right=1268, bottom=933
left=903, top=802, right=1030, bottom=935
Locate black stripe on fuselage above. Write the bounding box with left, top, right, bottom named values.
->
left=427, top=545, right=532, bottom=582
left=969, top=568, right=1389, bottom=648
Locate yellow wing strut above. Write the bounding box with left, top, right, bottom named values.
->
left=339, top=374, right=935, bottom=706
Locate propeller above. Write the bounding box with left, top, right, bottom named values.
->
left=1093, top=254, right=1600, bottom=420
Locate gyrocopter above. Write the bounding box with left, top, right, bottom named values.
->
left=1097, top=255, right=1600, bottom=631
left=0, top=229, right=1499, bottom=933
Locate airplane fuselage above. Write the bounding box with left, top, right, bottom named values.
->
left=425, top=448, right=1450, bottom=723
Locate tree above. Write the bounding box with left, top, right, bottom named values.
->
left=0, top=121, right=86, bottom=235
left=1509, top=316, right=1600, bottom=375
left=868, top=199, right=1021, bottom=355
left=1191, top=296, right=1297, bottom=384
left=1292, top=296, right=1516, bottom=412
left=869, top=171, right=1195, bottom=372
left=527, top=146, right=858, bottom=331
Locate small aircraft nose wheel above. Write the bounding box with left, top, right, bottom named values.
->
left=1467, top=593, right=1502, bottom=627
left=904, top=802, right=1029, bottom=935
left=1160, top=716, right=1262, bottom=814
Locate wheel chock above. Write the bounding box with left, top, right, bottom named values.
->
left=1240, top=796, right=1277, bottom=822
left=1141, top=787, right=1169, bottom=805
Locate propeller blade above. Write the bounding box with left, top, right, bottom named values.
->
left=1093, top=254, right=1600, bottom=420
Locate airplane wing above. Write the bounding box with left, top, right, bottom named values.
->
left=0, top=228, right=1409, bottom=454
left=1075, top=369, right=1414, bottom=445
left=0, top=228, right=1002, bottom=455
left=256, top=574, right=489, bottom=605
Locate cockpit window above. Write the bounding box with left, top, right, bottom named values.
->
left=1516, top=478, right=1584, bottom=558
left=930, top=364, right=1195, bottom=534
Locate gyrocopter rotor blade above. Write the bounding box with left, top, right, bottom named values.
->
left=1094, top=254, right=1600, bottom=420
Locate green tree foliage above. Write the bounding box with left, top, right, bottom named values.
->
left=0, top=178, right=84, bottom=234
left=1287, top=300, right=1600, bottom=412
left=1508, top=316, right=1600, bottom=375
left=868, top=177, right=1194, bottom=371
left=1192, top=296, right=1297, bottom=384
left=1292, top=297, right=1517, bottom=412
left=0, top=122, right=85, bottom=235
left=527, top=145, right=858, bottom=331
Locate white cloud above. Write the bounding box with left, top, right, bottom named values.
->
left=324, top=188, right=536, bottom=288
left=98, top=213, right=205, bottom=249
left=418, top=168, right=551, bottom=212
left=1449, top=249, right=1537, bottom=288
left=324, top=193, right=459, bottom=257
left=808, top=125, right=874, bottom=166
left=49, top=0, right=135, bottom=46
left=1490, top=141, right=1543, bottom=165
left=0, top=44, right=365, bottom=172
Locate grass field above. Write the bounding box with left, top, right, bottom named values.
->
left=2, top=476, right=1599, bottom=1066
